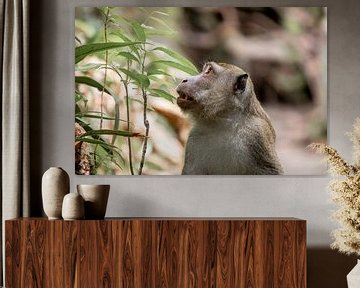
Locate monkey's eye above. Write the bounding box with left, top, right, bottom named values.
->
left=203, top=65, right=213, bottom=75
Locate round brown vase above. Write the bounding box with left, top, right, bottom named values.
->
left=42, top=167, right=70, bottom=219
left=77, top=184, right=110, bottom=219
left=62, top=192, right=85, bottom=220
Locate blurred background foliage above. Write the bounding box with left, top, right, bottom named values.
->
left=75, top=7, right=327, bottom=175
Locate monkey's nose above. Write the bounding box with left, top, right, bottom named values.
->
left=181, top=78, right=188, bottom=83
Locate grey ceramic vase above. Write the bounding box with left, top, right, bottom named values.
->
left=42, top=167, right=70, bottom=219
left=62, top=192, right=85, bottom=220
left=77, top=184, right=110, bottom=219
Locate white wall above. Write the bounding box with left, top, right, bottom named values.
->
left=35, top=0, right=360, bottom=247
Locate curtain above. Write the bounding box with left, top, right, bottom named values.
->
left=0, top=0, right=30, bottom=284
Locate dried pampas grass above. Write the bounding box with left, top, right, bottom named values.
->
left=309, top=118, right=360, bottom=256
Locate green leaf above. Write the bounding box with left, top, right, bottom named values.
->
left=75, top=42, right=141, bottom=64
left=150, top=60, right=198, bottom=76
left=77, top=113, right=128, bottom=122
left=143, top=25, right=175, bottom=37
left=75, top=76, right=112, bottom=95
left=75, top=103, right=82, bottom=115
left=130, top=21, right=146, bottom=42
left=81, top=129, right=141, bottom=138
left=149, top=88, right=176, bottom=102
left=76, top=137, right=118, bottom=150
left=152, top=11, right=170, bottom=17
left=116, top=17, right=146, bottom=42
left=109, top=31, right=133, bottom=42
left=118, top=68, right=150, bottom=89
left=109, top=31, right=142, bottom=59
left=75, top=92, right=86, bottom=104
left=129, top=20, right=146, bottom=42
left=147, top=68, right=171, bottom=77
left=117, top=51, right=139, bottom=63
left=148, top=16, right=175, bottom=32
left=75, top=63, right=103, bottom=72
left=77, top=137, right=125, bottom=166
left=152, top=47, right=198, bottom=73
left=75, top=118, right=114, bottom=157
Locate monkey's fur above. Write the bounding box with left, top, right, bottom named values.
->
left=176, top=62, right=283, bottom=175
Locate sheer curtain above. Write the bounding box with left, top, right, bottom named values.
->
left=1, top=0, right=30, bottom=284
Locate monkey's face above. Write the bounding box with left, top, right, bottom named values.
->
left=176, top=62, right=252, bottom=119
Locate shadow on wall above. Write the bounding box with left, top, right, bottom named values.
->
left=29, top=0, right=45, bottom=216
left=308, top=248, right=357, bottom=288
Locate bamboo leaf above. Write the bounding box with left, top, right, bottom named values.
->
left=109, top=31, right=142, bottom=59
left=117, top=51, right=139, bottom=63
left=75, top=93, right=87, bottom=104
left=148, top=16, right=174, bottom=32
left=75, top=42, right=141, bottom=63
left=118, top=68, right=150, bottom=88
left=147, top=68, right=171, bottom=77
left=81, top=129, right=142, bottom=138
left=149, top=88, right=176, bottom=102
left=76, top=137, right=118, bottom=149
left=129, top=20, right=146, bottom=42
left=152, top=47, right=198, bottom=72
left=75, top=63, right=103, bottom=72
left=152, top=11, right=170, bottom=17
left=77, top=137, right=126, bottom=165
left=150, top=60, right=198, bottom=76
left=75, top=76, right=112, bottom=95
left=115, top=17, right=146, bottom=42
left=143, top=25, right=175, bottom=37
left=110, top=31, right=133, bottom=42
left=77, top=113, right=128, bottom=122
left=75, top=118, right=113, bottom=156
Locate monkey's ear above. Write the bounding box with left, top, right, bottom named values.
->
left=234, top=74, right=248, bottom=94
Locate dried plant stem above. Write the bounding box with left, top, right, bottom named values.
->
left=138, top=47, right=149, bottom=175
left=139, top=88, right=149, bottom=175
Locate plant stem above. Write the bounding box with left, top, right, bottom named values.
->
left=125, top=59, right=134, bottom=175
left=94, top=7, right=110, bottom=169
left=138, top=46, right=149, bottom=175
left=139, top=88, right=149, bottom=175
left=100, top=8, right=110, bottom=130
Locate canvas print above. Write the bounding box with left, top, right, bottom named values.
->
left=75, top=7, right=327, bottom=175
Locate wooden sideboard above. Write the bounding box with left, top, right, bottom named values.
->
left=5, top=218, right=306, bottom=287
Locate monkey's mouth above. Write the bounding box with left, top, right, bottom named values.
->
left=176, top=91, right=197, bottom=108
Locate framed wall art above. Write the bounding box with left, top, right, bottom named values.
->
left=75, top=7, right=327, bottom=175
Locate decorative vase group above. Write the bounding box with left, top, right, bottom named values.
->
left=41, top=167, right=110, bottom=220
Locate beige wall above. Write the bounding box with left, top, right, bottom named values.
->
left=29, top=1, right=360, bottom=286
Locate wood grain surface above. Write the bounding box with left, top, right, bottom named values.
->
left=5, top=218, right=306, bottom=288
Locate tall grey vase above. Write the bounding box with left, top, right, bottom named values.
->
left=42, top=167, right=70, bottom=219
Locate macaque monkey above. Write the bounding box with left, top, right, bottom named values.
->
left=176, top=62, right=283, bottom=175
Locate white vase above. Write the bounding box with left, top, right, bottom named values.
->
left=347, top=259, right=360, bottom=288
left=42, top=167, right=70, bottom=219
left=62, top=192, right=85, bottom=220
left=77, top=184, right=110, bottom=219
